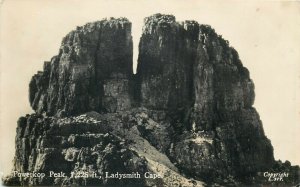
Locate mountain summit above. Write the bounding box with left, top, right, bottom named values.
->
left=3, top=14, right=299, bottom=186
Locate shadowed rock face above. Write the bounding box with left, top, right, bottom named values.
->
left=4, top=14, right=299, bottom=186
left=136, top=15, right=197, bottom=112
left=29, top=18, right=133, bottom=116
left=136, top=14, right=274, bottom=182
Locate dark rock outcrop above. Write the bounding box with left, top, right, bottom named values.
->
left=136, top=15, right=197, bottom=113
left=9, top=113, right=150, bottom=186
left=136, top=14, right=275, bottom=183
left=3, top=14, right=299, bottom=186
left=29, top=18, right=133, bottom=116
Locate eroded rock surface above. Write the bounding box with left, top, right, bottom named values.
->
left=29, top=18, right=133, bottom=116
left=136, top=14, right=275, bottom=183
left=3, top=14, right=299, bottom=186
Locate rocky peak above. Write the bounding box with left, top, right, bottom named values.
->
left=5, top=14, right=299, bottom=186
left=142, top=13, right=176, bottom=34
left=29, top=17, right=133, bottom=116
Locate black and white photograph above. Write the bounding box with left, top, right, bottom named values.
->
left=0, top=0, right=299, bottom=186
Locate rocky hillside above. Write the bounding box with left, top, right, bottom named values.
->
left=3, top=14, right=299, bottom=186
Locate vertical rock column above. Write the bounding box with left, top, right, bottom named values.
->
left=97, top=19, right=133, bottom=113
left=136, top=14, right=199, bottom=114
left=29, top=18, right=133, bottom=116
left=176, top=24, right=275, bottom=180
left=137, top=14, right=275, bottom=182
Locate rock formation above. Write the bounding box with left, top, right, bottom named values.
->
left=29, top=18, right=133, bottom=116
left=3, top=14, right=299, bottom=186
left=134, top=14, right=290, bottom=184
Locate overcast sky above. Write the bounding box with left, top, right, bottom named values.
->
left=1, top=0, right=300, bottom=176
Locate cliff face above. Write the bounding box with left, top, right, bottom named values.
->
left=136, top=15, right=196, bottom=111
left=136, top=14, right=274, bottom=181
left=4, top=14, right=299, bottom=186
left=29, top=18, right=133, bottom=116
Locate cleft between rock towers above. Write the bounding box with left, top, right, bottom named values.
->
left=3, top=14, right=299, bottom=186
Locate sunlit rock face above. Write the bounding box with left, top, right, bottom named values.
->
left=4, top=14, right=299, bottom=187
